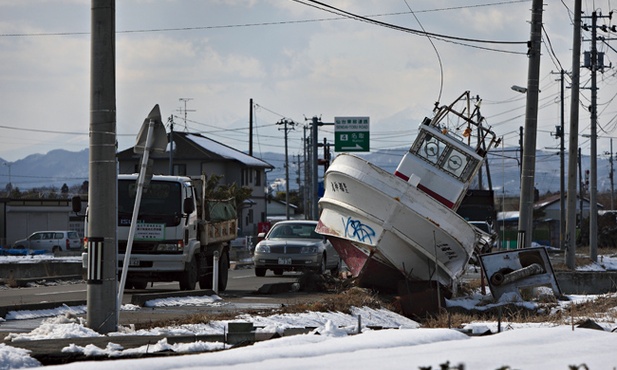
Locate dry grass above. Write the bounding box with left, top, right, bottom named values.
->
left=566, top=294, right=617, bottom=321
left=134, top=287, right=392, bottom=331
left=421, top=281, right=617, bottom=329
left=552, top=248, right=617, bottom=271
left=134, top=279, right=617, bottom=331
left=284, top=286, right=392, bottom=314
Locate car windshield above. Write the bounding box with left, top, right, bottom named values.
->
left=269, top=223, right=321, bottom=240
left=471, top=223, right=490, bottom=233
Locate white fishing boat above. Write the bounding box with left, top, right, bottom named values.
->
left=316, top=91, right=500, bottom=291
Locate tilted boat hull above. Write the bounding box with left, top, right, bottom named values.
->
left=317, top=154, right=479, bottom=289
left=316, top=225, right=406, bottom=291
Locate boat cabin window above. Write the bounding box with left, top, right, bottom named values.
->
left=411, top=131, right=479, bottom=182
left=416, top=133, right=445, bottom=165
left=443, top=147, right=471, bottom=178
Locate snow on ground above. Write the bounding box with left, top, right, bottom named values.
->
left=578, top=253, right=617, bottom=271
left=0, top=291, right=616, bottom=369
left=0, top=254, right=81, bottom=264
left=1, top=314, right=616, bottom=369
left=1, top=252, right=617, bottom=369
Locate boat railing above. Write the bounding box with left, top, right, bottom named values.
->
left=429, top=91, right=501, bottom=156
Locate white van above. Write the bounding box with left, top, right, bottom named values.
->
left=12, top=231, right=83, bottom=252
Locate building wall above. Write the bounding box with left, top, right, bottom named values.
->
left=4, top=204, right=75, bottom=246
left=543, top=201, right=590, bottom=220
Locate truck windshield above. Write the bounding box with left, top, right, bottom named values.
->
left=118, top=180, right=182, bottom=216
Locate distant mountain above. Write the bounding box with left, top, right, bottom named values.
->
left=0, top=146, right=612, bottom=198
left=1, top=149, right=89, bottom=190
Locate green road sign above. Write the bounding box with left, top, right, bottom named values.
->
left=334, top=116, right=370, bottom=152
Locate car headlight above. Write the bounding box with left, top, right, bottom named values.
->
left=255, top=244, right=270, bottom=253
left=155, top=241, right=184, bottom=252
left=301, top=245, right=319, bottom=254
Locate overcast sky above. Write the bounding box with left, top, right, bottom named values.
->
left=1, top=0, right=615, bottom=171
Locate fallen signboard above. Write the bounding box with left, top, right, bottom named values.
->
left=479, top=247, right=562, bottom=301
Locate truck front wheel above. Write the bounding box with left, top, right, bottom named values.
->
left=179, top=259, right=198, bottom=291
left=217, top=252, right=229, bottom=292
left=198, top=253, right=211, bottom=289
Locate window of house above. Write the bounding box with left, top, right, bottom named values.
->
left=173, top=164, right=186, bottom=176
left=242, top=169, right=252, bottom=186
left=255, top=170, right=261, bottom=186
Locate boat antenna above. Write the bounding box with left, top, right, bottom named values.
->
left=402, top=0, right=444, bottom=104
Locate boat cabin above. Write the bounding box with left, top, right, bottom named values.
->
left=394, top=117, right=485, bottom=210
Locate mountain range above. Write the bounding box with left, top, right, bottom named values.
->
left=0, top=147, right=612, bottom=197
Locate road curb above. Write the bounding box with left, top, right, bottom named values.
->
left=130, top=289, right=217, bottom=306
left=0, top=300, right=87, bottom=319
left=0, top=275, right=84, bottom=288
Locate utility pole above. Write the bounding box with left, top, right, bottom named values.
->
left=168, top=115, right=174, bottom=175
left=249, top=98, right=254, bottom=157
left=303, top=125, right=310, bottom=220
left=88, top=0, right=117, bottom=334
left=296, top=153, right=302, bottom=214
left=589, top=10, right=599, bottom=262
left=177, top=98, right=195, bottom=132
left=311, top=117, right=320, bottom=220
left=559, top=70, right=566, bottom=250
left=517, top=0, right=543, bottom=249
left=321, top=138, right=331, bottom=172
left=475, top=96, right=484, bottom=190
left=582, top=10, right=616, bottom=262
left=609, top=139, right=615, bottom=210
left=566, top=0, right=582, bottom=269
left=579, top=9, right=616, bottom=262
left=277, top=119, right=295, bottom=219
left=307, top=116, right=335, bottom=220
left=551, top=69, right=566, bottom=250
left=579, top=148, right=584, bottom=230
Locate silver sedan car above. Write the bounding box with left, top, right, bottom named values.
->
left=253, top=220, right=340, bottom=277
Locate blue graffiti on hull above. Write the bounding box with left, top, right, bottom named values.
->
left=342, top=217, right=376, bottom=244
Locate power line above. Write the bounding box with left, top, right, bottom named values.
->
left=0, top=1, right=532, bottom=39
left=0, top=125, right=86, bottom=135
left=294, top=0, right=528, bottom=47
left=0, top=124, right=136, bottom=137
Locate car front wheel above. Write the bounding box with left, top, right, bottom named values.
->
left=330, top=258, right=340, bottom=276
left=317, top=254, right=326, bottom=275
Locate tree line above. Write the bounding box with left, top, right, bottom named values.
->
left=2, top=181, right=89, bottom=199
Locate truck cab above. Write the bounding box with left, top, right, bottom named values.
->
left=82, top=174, right=236, bottom=291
